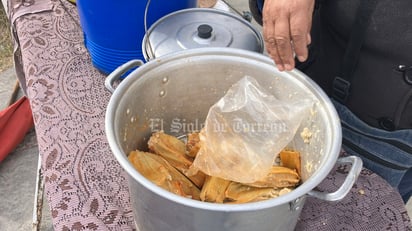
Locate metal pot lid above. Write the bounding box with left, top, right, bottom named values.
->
left=142, top=8, right=264, bottom=61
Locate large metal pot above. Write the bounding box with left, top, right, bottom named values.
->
left=105, top=48, right=362, bottom=231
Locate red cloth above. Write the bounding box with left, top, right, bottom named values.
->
left=0, top=96, right=34, bottom=162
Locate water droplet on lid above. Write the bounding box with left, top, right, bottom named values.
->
left=162, top=77, right=168, bottom=83
left=159, top=90, right=165, bottom=97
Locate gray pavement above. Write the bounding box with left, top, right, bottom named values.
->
left=0, top=68, right=17, bottom=109
left=0, top=67, right=53, bottom=231
left=0, top=1, right=411, bottom=230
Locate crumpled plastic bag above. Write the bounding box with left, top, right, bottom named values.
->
left=190, top=76, right=313, bottom=183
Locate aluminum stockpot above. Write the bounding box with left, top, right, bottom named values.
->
left=105, top=48, right=362, bottom=231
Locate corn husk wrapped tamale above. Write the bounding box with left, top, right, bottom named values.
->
left=200, top=176, right=231, bottom=203
left=225, top=182, right=291, bottom=204
left=280, top=150, right=302, bottom=176
left=244, top=166, right=300, bottom=188
left=148, top=131, right=206, bottom=188
left=148, top=131, right=193, bottom=169
left=129, top=132, right=302, bottom=203
left=128, top=150, right=200, bottom=200
left=186, top=132, right=201, bottom=158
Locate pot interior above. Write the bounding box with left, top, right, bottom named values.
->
left=107, top=48, right=341, bottom=204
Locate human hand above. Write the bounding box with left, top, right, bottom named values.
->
left=262, top=0, right=315, bottom=71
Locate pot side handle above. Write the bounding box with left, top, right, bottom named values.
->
left=307, top=156, right=363, bottom=201
left=105, top=60, right=144, bottom=93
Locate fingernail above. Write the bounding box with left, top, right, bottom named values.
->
left=298, top=55, right=306, bottom=62
left=277, top=64, right=285, bottom=71
left=284, top=64, right=292, bottom=70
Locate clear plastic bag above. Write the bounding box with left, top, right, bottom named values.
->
left=190, top=76, right=313, bottom=183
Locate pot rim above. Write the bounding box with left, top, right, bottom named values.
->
left=105, top=47, right=342, bottom=211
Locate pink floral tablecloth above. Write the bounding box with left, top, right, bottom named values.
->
left=6, top=0, right=412, bottom=230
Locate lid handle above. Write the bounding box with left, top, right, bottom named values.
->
left=197, top=24, right=213, bottom=39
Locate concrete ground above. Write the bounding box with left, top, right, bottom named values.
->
left=0, top=1, right=410, bottom=230
left=0, top=67, right=53, bottom=231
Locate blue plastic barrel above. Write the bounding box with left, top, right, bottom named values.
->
left=76, top=0, right=197, bottom=74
